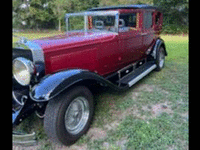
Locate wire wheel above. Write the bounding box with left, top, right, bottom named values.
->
left=159, top=47, right=165, bottom=68
left=65, top=97, right=90, bottom=135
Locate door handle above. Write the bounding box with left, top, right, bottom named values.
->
left=141, top=33, right=148, bottom=36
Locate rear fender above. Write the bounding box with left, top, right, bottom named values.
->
left=151, top=38, right=167, bottom=59
left=30, top=69, right=126, bottom=102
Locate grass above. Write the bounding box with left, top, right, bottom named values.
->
left=13, top=32, right=188, bottom=150
left=88, top=34, right=188, bottom=150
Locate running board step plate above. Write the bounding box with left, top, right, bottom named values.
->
left=128, top=64, right=156, bottom=87
left=117, top=63, right=156, bottom=87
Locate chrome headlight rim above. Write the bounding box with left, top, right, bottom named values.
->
left=13, top=57, right=34, bottom=86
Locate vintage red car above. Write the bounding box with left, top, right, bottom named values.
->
left=12, top=4, right=167, bottom=146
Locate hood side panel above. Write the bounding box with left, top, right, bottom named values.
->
left=32, top=32, right=117, bottom=75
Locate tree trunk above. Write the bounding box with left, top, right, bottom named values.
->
left=58, top=19, right=61, bottom=31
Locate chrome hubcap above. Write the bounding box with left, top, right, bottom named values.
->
left=65, top=97, right=89, bottom=135
left=159, top=48, right=165, bottom=68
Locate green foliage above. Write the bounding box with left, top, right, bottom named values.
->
left=48, top=0, right=69, bottom=31
left=154, top=0, right=188, bottom=34
left=13, top=0, right=188, bottom=33
left=69, top=16, right=84, bottom=31
left=162, top=24, right=188, bottom=34
left=12, top=0, right=99, bottom=30
left=99, top=0, right=153, bottom=6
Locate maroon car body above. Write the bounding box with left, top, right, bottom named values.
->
left=12, top=5, right=167, bottom=146
left=32, top=7, right=163, bottom=76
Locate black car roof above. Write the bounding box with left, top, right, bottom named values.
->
left=88, top=4, right=157, bottom=11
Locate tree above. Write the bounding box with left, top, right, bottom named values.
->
left=13, top=0, right=53, bottom=29
left=99, top=0, right=153, bottom=6
left=13, top=0, right=32, bottom=29
left=154, top=0, right=188, bottom=25
left=153, top=0, right=188, bottom=33
left=29, top=0, right=53, bottom=29
left=49, top=0, right=69, bottom=31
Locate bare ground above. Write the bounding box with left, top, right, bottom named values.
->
left=13, top=84, right=188, bottom=150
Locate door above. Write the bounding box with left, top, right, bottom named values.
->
left=141, top=11, right=155, bottom=53
left=97, top=36, right=120, bottom=76
left=118, top=13, right=143, bottom=66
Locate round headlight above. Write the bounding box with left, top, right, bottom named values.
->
left=13, top=57, right=34, bottom=86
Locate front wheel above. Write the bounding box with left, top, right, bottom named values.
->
left=44, top=86, right=94, bottom=146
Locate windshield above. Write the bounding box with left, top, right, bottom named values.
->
left=66, top=11, right=119, bottom=34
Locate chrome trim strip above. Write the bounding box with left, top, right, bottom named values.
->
left=13, top=132, right=37, bottom=146
left=128, top=64, right=156, bottom=87
left=12, top=91, right=25, bottom=106
left=24, top=40, right=45, bottom=64
left=13, top=37, right=45, bottom=67
left=141, top=33, right=148, bottom=36
left=66, top=10, right=119, bottom=17
left=13, top=35, right=28, bottom=44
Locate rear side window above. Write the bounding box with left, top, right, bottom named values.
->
left=143, top=12, right=152, bottom=29
left=155, top=12, right=161, bottom=25
left=119, top=13, right=137, bottom=27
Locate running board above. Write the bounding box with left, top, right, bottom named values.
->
left=117, top=62, right=156, bottom=87
left=128, top=64, right=156, bottom=87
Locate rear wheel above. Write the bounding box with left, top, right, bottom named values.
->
left=155, top=46, right=165, bottom=71
left=44, top=86, right=94, bottom=146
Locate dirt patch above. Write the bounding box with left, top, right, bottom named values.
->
left=50, top=142, right=88, bottom=150
left=126, top=107, right=146, bottom=120
left=134, top=84, right=169, bottom=95
left=104, top=120, right=120, bottom=131
left=132, top=91, right=139, bottom=99
left=104, top=106, right=145, bottom=131
left=151, top=101, right=173, bottom=118
left=102, top=137, right=128, bottom=150
left=110, top=106, right=145, bottom=122
left=87, top=127, right=107, bottom=141
left=135, top=84, right=155, bottom=92
left=66, top=144, right=88, bottom=150
left=13, top=140, right=88, bottom=150
left=116, top=137, right=128, bottom=150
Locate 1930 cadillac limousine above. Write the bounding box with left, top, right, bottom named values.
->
left=13, top=5, right=167, bottom=146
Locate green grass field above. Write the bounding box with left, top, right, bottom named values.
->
left=13, top=32, right=188, bottom=150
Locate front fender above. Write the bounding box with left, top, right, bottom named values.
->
left=30, top=69, right=126, bottom=102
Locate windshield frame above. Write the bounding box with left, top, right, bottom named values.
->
left=65, top=10, right=119, bottom=34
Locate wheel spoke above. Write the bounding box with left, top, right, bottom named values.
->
left=159, top=48, right=165, bottom=68
left=64, top=97, right=89, bottom=135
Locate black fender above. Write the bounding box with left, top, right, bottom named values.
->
left=30, top=69, right=127, bottom=102
left=151, top=38, right=167, bottom=59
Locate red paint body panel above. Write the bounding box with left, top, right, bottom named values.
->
left=32, top=8, right=162, bottom=77
left=33, top=32, right=120, bottom=76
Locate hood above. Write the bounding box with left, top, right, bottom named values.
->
left=32, top=32, right=116, bottom=51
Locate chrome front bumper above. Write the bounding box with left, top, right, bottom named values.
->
left=13, top=131, right=37, bottom=147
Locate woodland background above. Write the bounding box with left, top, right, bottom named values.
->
left=13, top=0, right=188, bottom=34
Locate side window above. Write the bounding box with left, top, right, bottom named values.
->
left=143, top=12, right=152, bottom=29
left=119, top=13, right=137, bottom=32
left=155, top=12, right=161, bottom=25
left=128, top=14, right=137, bottom=27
